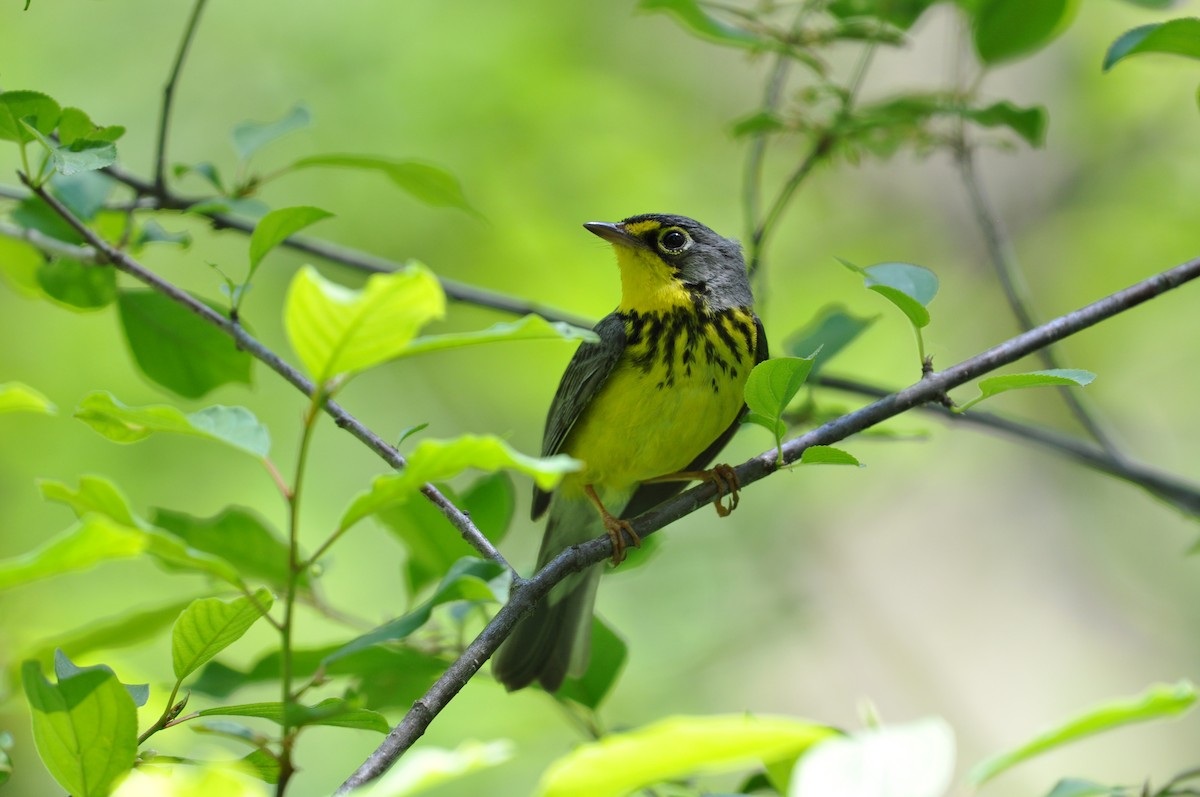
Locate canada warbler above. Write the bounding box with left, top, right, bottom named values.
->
left=492, top=213, right=768, bottom=692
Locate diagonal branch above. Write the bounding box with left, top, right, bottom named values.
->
left=337, top=253, right=1200, bottom=791
left=19, top=172, right=515, bottom=578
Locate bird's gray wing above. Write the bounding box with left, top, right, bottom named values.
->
left=531, top=312, right=627, bottom=520
left=622, top=312, right=768, bottom=518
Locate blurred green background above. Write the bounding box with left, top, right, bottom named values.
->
left=2, top=1, right=1199, bottom=795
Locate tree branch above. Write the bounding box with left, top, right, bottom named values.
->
left=18, top=172, right=515, bottom=578
left=337, top=252, right=1200, bottom=791
left=0, top=220, right=97, bottom=262
left=815, top=374, right=1200, bottom=515
left=156, top=0, right=209, bottom=192
left=100, top=163, right=594, bottom=329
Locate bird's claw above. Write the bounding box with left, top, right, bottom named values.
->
left=706, top=464, right=740, bottom=517
left=603, top=515, right=640, bottom=565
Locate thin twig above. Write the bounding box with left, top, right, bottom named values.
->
left=101, top=163, right=593, bottom=329
left=0, top=221, right=97, bottom=262
left=155, top=0, right=209, bottom=192
left=815, top=374, right=1200, bottom=515
left=954, top=138, right=1126, bottom=460
left=19, top=172, right=516, bottom=579
left=337, top=253, right=1200, bottom=791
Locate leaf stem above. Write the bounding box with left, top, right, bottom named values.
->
left=156, top=0, right=209, bottom=193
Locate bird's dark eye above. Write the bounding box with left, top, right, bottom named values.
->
left=658, top=227, right=691, bottom=253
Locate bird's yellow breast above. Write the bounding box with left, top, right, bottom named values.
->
left=560, top=306, right=758, bottom=497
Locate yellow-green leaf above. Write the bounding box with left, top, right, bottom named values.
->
left=0, top=382, right=56, bottom=415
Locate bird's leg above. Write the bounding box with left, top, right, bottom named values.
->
left=583, top=484, right=640, bottom=565
left=643, top=464, right=741, bottom=517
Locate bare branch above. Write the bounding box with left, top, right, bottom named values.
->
left=338, top=252, right=1200, bottom=790
left=156, top=0, right=209, bottom=192
left=0, top=221, right=98, bottom=263
left=19, top=172, right=516, bottom=578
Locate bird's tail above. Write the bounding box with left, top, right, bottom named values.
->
left=492, top=494, right=604, bottom=692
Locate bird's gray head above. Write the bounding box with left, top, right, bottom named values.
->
left=583, top=213, right=755, bottom=313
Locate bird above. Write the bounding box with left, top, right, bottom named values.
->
left=491, top=213, right=768, bottom=693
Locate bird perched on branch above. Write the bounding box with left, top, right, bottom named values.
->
left=492, top=213, right=768, bottom=692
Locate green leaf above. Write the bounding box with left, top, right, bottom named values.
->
left=152, top=507, right=297, bottom=591
left=1043, top=780, right=1125, bottom=797
left=744, top=357, right=817, bottom=422
left=791, top=718, right=954, bottom=797
left=0, top=90, right=61, bottom=143
left=248, top=205, right=334, bottom=277
left=784, top=305, right=877, bottom=376
left=196, top=697, right=389, bottom=733
left=555, top=617, right=627, bottom=710
left=537, top=714, right=837, bottom=797
left=340, top=435, right=581, bottom=531
left=349, top=740, right=514, bottom=797
left=12, top=194, right=84, bottom=244
left=231, top=103, right=312, bottom=160
left=21, top=658, right=137, bottom=797
left=53, top=650, right=148, bottom=707
left=0, top=235, right=45, bottom=297
left=827, top=0, right=940, bottom=30
left=75, top=390, right=271, bottom=458
left=461, top=471, right=516, bottom=545
left=37, top=258, right=116, bottom=310
left=0, top=382, right=56, bottom=415
left=291, top=154, right=476, bottom=213
left=173, top=161, right=226, bottom=193
left=1103, top=19, right=1200, bottom=71
left=51, top=171, right=115, bottom=220
left=284, top=263, right=446, bottom=383
left=842, top=259, right=938, bottom=328
left=731, top=110, right=786, bottom=138
left=117, top=289, right=253, bottom=398
left=964, top=101, right=1047, bottom=147
left=325, top=558, right=506, bottom=664
left=799, top=446, right=861, bottom=466
left=172, top=590, right=274, bottom=680
left=0, top=513, right=244, bottom=590
left=21, top=123, right=117, bottom=176
left=39, top=475, right=138, bottom=526
left=57, top=107, right=96, bottom=147
left=955, top=369, right=1095, bottom=413
left=401, top=314, right=599, bottom=357
left=637, top=0, right=764, bottom=50
left=969, top=680, right=1197, bottom=785
left=134, top=220, right=192, bottom=250
left=971, top=0, right=1080, bottom=65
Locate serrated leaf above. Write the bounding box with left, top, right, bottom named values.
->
left=53, top=650, right=148, bottom=707
left=351, top=740, right=514, bottom=797
left=196, top=697, right=389, bottom=733
left=955, top=369, right=1095, bottom=413
left=0, top=90, right=61, bottom=143
left=284, top=263, right=446, bottom=384
left=75, top=391, right=270, bottom=457
left=799, top=446, right=860, bottom=466
left=0, top=382, right=56, bottom=415
left=248, top=205, right=333, bottom=276
left=969, top=680, right=1197, bottom=785
left=37, top=258, right=116, bottom=310
left=784, top=305, right=877, bottom=376
left=401, top=314, right=598, bottom=356
left=152, top=507, right=297, bottom=591
left=971, top=0, right=1080, bottom=65
left=325, top=558, right=506, bottom=664
left=791, top=718, right=954, bottom=797
left=21, top=123, right=117, bottom=176
left=1103, top=18, right=1200, bottom=71
left=340, top=435, right=581, bottom=531
left=745, top=357, right=816, bottom=421
left=21, top=658, right=137, bottom=797
left=291, top=154, right=476, bottom=213
left=117, top=289, right=253, bottom=398
left=537, top=714, right=837, bottom=797
left=637, top=0, right=764, bottom=49
left=0, top=513, right=244, bottom=590
left=231, top=103, right=311, bottom=160
left=555, top=617, right=627, bottom=710
left=172, top=590, right=274, bottom=680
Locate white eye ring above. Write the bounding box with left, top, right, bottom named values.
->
left=658, top=227, right=692, bottom=254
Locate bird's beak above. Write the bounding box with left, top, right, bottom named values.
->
left=584, top=221, right=649, bottom=250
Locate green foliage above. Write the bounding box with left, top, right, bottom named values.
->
left=636, top=0, right=764, bottom=50
left=969, top=680, right=1197, bottom=785
left=247, top=205, right=333, bottom=280
left=784, top=305, right=876, bottom=377
left=554, top=617, right=627, bottom=710
left=172, top=591, right=274, bottom=680
left=1104, top=18, right=1200, bottom=71
left=971, top=0, right=1080, bottom=65
left=21, top=657, right=138, bottom=797
left=0, top=732, right=11, bottom=786
left=744, top=355, right=817, bottom=460
left=231, top=103, right=312, bottom=161
left=195, top=698, right=389, bottom=733
left=0, top=381, right=56, bottom=415
left=291, top=155, right=476, bottom=213
left=402, top=314, right=599, bottom=356
left=954, top=369, right=1096, bottom=413
left=152, top=507, right=298, bottom=592
left=74, top=391, right=270, bottom=457
left=799, top=445, right=860, bottom=466
left=536, top=714, right=837, bottom=797
left=117, top=290, right=253, bottom=398
left=37, top=257, right=116, bottom=310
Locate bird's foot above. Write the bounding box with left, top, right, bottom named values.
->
left=584, top=484, right=641, bottom=565
left=703, top=463, right=740, bottom=517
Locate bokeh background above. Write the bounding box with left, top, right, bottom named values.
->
left=2, top=1, right=1199, bottom=795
